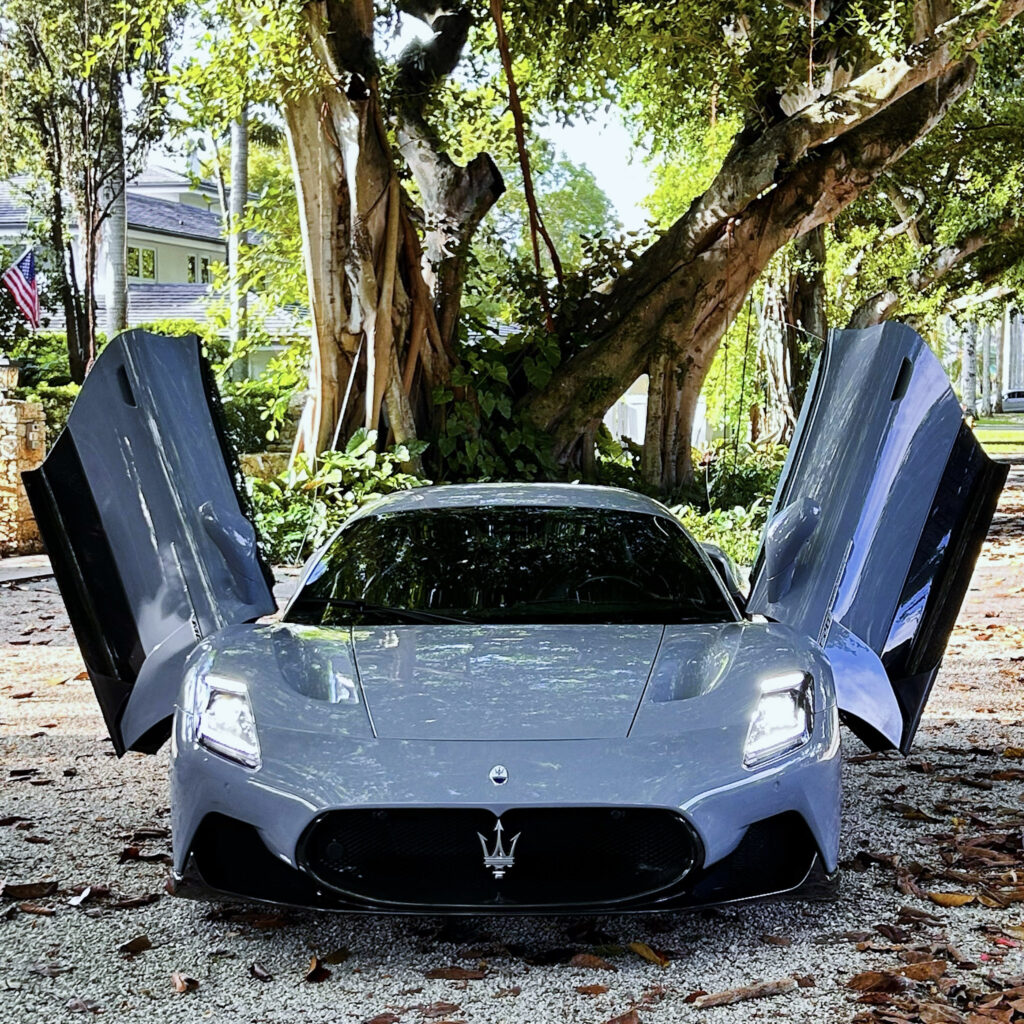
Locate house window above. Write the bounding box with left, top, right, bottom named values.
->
left=127, top=246, right=156, bottom=281
left=187, top=254, right=212, bottom=284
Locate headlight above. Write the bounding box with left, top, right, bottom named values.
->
left=744, top=671, right=812, bottom=768
left=195, top=673, right=261, bottom=769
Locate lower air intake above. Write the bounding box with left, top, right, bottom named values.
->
left=298, top=807, right=699, bottom=909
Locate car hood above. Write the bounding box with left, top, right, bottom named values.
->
left=198, top=619, right=830, bottom=743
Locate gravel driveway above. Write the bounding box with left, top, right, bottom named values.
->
left=2, top=464, right=1023, bottom=1024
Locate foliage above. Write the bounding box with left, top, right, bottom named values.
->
left=14, top=382, right=80, bottom=436
left=489, top=139, right=622, bottom=275
left=6, top=330, right=79, bottom=388
left=694, top=440, right=787, bottom=511
left=670, top=500, right=767, bottom=569
left=249, top=429, right=429, bottom=563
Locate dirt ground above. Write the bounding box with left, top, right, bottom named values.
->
left=1, top=464, right=1022, bottom=1024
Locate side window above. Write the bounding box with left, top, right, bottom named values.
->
left=187, top=254, right=212, bottom=284
left=128, top=246, right=156, bottom=281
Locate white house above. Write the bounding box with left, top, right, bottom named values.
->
left=0, top=163, right=229, bottom=327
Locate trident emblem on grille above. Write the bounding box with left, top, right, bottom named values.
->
left=477, top=818, right=520, bottom=879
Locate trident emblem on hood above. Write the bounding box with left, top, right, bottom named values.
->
left=477, top=819, right=520, bottom=879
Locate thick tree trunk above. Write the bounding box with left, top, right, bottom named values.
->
left=287, top=0, right=502, bottom=461
left=759, top=286, right=800, bottom=442
left=229, top=105, right=249, bottom=347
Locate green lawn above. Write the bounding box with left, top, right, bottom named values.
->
left=975, top=424, right=1024, bottom=455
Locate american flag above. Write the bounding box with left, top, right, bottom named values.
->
left=2, top=249, right=40, bottom=329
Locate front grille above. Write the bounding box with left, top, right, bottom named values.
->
left=298, top=807, right=698, bottom=908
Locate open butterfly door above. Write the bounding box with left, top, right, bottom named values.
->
left=747, top=323, right=1006, bottom=753
left=23, top=331, right=276, bottom=754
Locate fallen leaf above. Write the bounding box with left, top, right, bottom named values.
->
left=761, top=934, right=793, bottom=947
left=795, top=975, right=816, bottom=988
left=423, top=966, right=486, bottom=980
left=570, top=953, right=618, bottom=972
left=628, top=941, right=669, bottom=968
left=899, top=960, right=947, bottom=982
left=495, top=986, right=521, bottom=997
left=695, top=978, right=798, bottom=1008
left=847, top=972, right=907, bottom=994
left=24, top=835, right=51, bottom=845
left=577, top=983, right=610, bottom=995
left=917, top=1004, right=967, bottom=1023
left=18, top=902, right=55, bottom=916
left=602, top=1012, right=640, bottom=1024
left=365, top=1015, right=400, bottom=1024
left=1003, top=747, right=1024, bottom=759
left=0, top=880, right=56, bottom=900
left=249, top=961, right=273, bottom=982
left=304, top=956, right=331, bottom=983
left=0, top=816, right=31, bottom=827
left=118, top=935, right=152, bottom=956
left=928, top=892, right=977, bottom=907
left=420, top=1003, right=460, bottom=1019
left=171, top=971, right=199, bottom=993
left=322, top=947, right=351, bottom=965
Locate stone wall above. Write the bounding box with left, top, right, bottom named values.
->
left=0, top=399, right=46, bottom=556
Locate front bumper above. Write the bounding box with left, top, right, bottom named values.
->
left=169, top=693, right=841, bottom=913
left=170, top=808, right=837, bottom=914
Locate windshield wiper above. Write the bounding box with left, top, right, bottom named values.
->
left=291, top=597, right=470, bottom=625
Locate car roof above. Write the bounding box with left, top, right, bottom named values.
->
left=344, top=482, right=676, bottom=524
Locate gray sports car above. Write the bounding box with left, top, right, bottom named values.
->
left=24, top=322, right=1005, bottom=914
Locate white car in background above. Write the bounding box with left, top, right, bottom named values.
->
left=1004, top=389, right=1024, bottom=412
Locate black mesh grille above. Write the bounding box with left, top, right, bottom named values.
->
left=298, top=807, right=698, bottom=908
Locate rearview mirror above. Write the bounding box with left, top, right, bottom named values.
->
left=763, top=497, right=821, bottom=603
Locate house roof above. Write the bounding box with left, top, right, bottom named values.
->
left=126, top=194, right=225, bottom=244
left=0, top=181, right=225, bottom=245
left=132, top=162, right=217, bottom=192
left=0, top=180, right=31, bottom=230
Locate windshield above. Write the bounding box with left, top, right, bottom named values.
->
left=286, top=506, right=736, bottom=626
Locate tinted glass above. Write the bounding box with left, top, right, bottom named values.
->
left=287, top=506, right=735, bottom=626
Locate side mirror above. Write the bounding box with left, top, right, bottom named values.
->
left=763, top=497, right=821, bottom=603
left=700, top=542, right=746, bottom=610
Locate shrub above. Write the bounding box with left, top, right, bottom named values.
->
left=220, top=380, right=281, bottom=453
left=693, top=440, right=787, bottom=510
left=9, top=331, right=79, bottom=387
left=670, top=499, right=768, bottom=569
left=15, top=382, right=80, bottom=435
